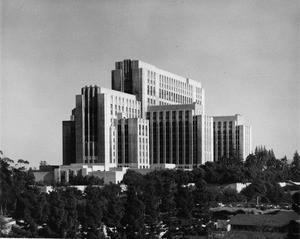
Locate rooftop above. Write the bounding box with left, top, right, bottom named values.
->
left=230, top=210, right=299, bottom=228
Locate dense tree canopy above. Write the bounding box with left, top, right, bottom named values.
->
left=0, top=147, right=299, bottom=238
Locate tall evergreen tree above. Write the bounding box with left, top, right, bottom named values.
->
left=80, top=186, right=107, bottom=239
left=0, top=155, right=14, bottom=215
left=121, top=185, right=145, bottom=239
left=292, top=151, right=300, bottom=169
left=142, top=181, right=161, bottom=238
left=102, top=184, right=124, bottom=239
left=15, top=187, right=45, bottom=237
left=291, top=151, right=300, bottom=181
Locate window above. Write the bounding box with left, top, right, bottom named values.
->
left=185, top=111, right=189, bottom=119
left=159, top=111, right=163, bottom=119
left=179, top=111, right=183, bottom=119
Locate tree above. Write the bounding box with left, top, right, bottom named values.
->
left=17, top=159, right=29, bottom=165
left=0, top=152, right=35, bottom=216
left=175, top=185, right=194, bottom=220
left=15, top=187, right=48, bottom=237
left=102, top=184, right=124, bottom=239
left=204, top=154, right=246, bottom=184
left=38, top=188, right=81, bottom=238
left=121, top=185, right=145, bottom=239
left=12, top=166, right=35, bottom=197
left=192, top=167, right=206, bottom=187
left=174, top=185, right=195, bottom=236
left=292, top=151, right=300, bottom=168
left=192, top=185, right=218, bottom=226
left=218, top=188, right=244, bottom=203
left=200, top=162, right=219, bottom=184
left=61, top=188, right=80, bottom=238
left=291, top=151, right=300, bottom=181
left=292, top=191, right=300, bottom=214
left=264, top=182, right=286, bottom=204
left=40, top=160, right=48, bottom=166
left=122, top=170, right=146, bottom=193
left=176, top=169, right=191, bottom=186
left=79, top=186, right=107, bottom=239
left=240, top=179, right=267, bottom=203
left=42, top=190, right=66, bottom=237
left=0, top=155, right=14, bottom=215
left=14, top=190, right=36, bottom=236
left=158, top=177, right=176, bottom=215
left=241, top=180, right=288, bottom=204
left=142, top=180, right=161, bottom=238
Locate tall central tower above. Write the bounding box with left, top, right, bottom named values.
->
left=112, top=59, right=205, bottom=117
left=112, top=59, right=136, bottom=93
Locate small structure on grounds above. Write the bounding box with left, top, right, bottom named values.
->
left=32, top=165, right=59, bottom=184
left=220, top=182, right=251, bottom=193
left=228, top=210, right=299, bottom=239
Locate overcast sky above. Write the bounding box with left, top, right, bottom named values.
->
left=1, top=0, right=299, bottom=167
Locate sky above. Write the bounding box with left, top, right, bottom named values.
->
left=1, top=0, right=299, bottom=168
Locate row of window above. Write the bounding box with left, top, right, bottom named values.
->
left=149, top=110, right=205, bottom=121
left=147, top=70, right=156, bottom=79
left=214, top=121, right=234, bottom=127
left=147, top=85, right=156, bottom=96
left=110, top=95, right=139, bottom=108
left=138, top=125, right=148, bottom=136
left=147, top=78, right=156, bottom=86
left=139, top=151, right=148, bottom=162
left=110, top=104, right=140, bottom=117
left=149, top=110, right=192, bottom=120
left=146, top=70, right=203, bottom=99
left=159, top=83, right=193, bottom=97
left=139, top=137, right=149, bottom=162
left=159, top=89, right=193, bottom=104
left=147, top=98, right=156, bottom=106
left=158, top=74, right=194, bottom=92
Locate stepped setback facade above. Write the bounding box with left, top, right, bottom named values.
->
left=60, top=59, right=252, bottom=183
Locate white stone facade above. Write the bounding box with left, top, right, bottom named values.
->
left=213, top=114, right=252, bottom=161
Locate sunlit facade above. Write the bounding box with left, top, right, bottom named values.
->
left=112, top=59, right=205, bottom=116
left=61, top=60, right=252, bottom=182
left=213, top=114, right=252, bottom=161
